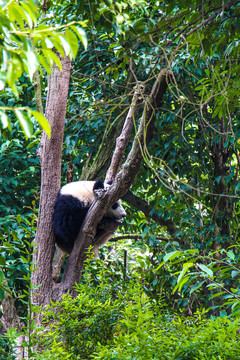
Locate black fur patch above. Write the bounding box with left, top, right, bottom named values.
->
left=93, top=180, right=105, bottom=191
left=52, top=193, right=89, bottom=253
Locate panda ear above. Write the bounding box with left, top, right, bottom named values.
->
left=93, top=180, right=107, bottom=199
left=93, top=180, right=105, bottom=191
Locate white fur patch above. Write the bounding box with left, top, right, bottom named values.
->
left=60, top=181, right=95, bottom=206
left=60, top=181, right=126, bottom=220
left=106, top=200, right=127, bottom=220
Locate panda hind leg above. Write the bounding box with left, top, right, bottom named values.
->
left=92, top=218, right=120, bottom=258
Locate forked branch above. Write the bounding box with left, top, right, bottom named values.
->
left=60, top=69, right=171, bottom=292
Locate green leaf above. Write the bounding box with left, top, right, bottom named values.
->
left=6, top=58, right=23, bottom=94
left=0, top=257, right=6, bottom=266
left=15, top=109, right=33, bottom=138
left=0, top=288, right=4, bottom=302
left=231, top=270, right=239, bottom=278
left=189, top=281, right=205, bottom=295
left=0, top=111, right=11, bottom=130
left=21, top=1, right=38, bottom=26
left=70, top=25, right=88, bottom=50
left=0, top=271, right=4, bottom=285
left=16, top=214, right=22, bottom=223
left=23, top=48, right=39, bottom=80
left=177, top=263, right=194, bottom=284
left=31, top=110, right=51, bottom=138
left=163, top=251, right=182, bottom=263
left=58, top=34, right=71, bottom=57
left=152, top=279, right=158, bottom=287
left=227, top=250, right=235, bottom=260
left=50, top=36, right=66, bottom=58
left=0, top=71, right=7, bottom=90
left=8, top=3, right=24, bottom=28
left=66, top=29, right=79, bottom=58
left=39, top=54, right=52, bottom=74
left=178, top=275, right=190, bottom=292
left=198, top=263, right=213, bottom=278
left=41, top=49, right=62, bottom=70
left=209, top=291, right=226, bottom=300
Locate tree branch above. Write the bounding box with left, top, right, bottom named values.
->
left=60, top=69, right=171, bottom=290
left=105, top=83, right=145, bottom=183
left=122, top=190, right=177, bottom=236
left=110, top=234, right=171, bottom=242
left=184, top=0, right=237, bottom=39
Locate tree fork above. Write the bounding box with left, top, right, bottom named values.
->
left=59, top=69, right=171, bottom=291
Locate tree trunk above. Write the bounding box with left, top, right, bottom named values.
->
left=32, top=56, right=71, bottom=309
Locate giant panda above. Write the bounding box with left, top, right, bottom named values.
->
left=52, top=180, right=126, bottom=257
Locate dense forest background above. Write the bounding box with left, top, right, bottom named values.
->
left=0, top=0, right=240, bottom=359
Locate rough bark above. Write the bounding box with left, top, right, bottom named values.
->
left=105, top=83, right=145, bottom=183
left=33, top=71, right=44, bottom=115
left=32, top=56, right=71, bottom=308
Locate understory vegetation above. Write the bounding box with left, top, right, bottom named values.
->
left=0, top=0, right=240, bottom=358
left=36, top=260, right=240, bottom=360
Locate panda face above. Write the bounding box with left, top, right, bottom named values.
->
left=105, top=200, right=126, bottom=220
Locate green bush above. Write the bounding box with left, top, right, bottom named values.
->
left=36, top=259, right=130, bottom=359
left=93, top=315, right=240, bottom=360
left=35, top=260, right=240, bottom=360
left=39, top=287, right=122, bottom=359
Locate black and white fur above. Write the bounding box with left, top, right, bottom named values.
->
left=52, top=180, right=126, bottom=257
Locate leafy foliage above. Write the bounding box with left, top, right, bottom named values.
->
left=0, top=0, right=87, bottom=137
left=34, top=260, right=240, bottom=360
left=94, top=316, right=240, bottom=360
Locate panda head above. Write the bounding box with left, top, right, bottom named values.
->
left=93, top=180, right=126, bottom=221
left=105, top=199, right=126, bottom=221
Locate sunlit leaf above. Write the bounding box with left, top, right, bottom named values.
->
left=177, top=263, right=193, bottom=284
left=58, top=34, right=71, bottom=57
left=23, top=49, right=39, bottom=80
left=66, top=29, right=79, bottom=58
left=0, top=111, right=11, bottom=130
left=198, top=264, right=213, bottom=278
left=31, top=110, right=51, bottom=138
left=15, top=109, right=33, bottom=138
left=70, top=25, right=88, bottom=50
left=163, top=251, right=182, bottom=263
left=39, top=54, right=52, bottom=74
left=41, top=49, right=62, bottom=70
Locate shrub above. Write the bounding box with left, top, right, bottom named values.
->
left=93, top=315, right=240, bottom=360
left=35, top=260, right=240, bottom=360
